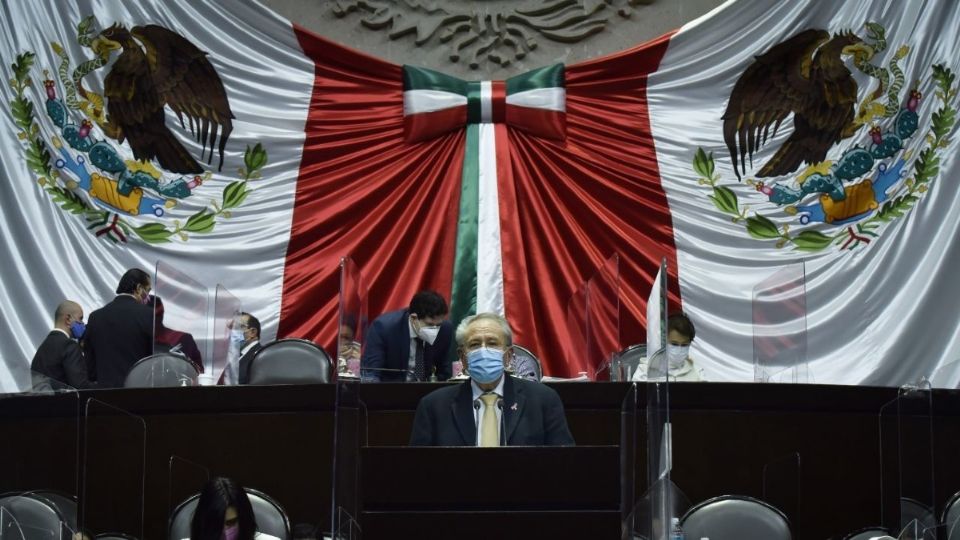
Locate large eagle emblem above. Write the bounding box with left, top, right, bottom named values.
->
left=91, top=23, right=234, bottom=174
left=722, top=29, right=868, bottom=180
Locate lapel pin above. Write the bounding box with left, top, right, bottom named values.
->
left=510, top=403, right=517, bottom=411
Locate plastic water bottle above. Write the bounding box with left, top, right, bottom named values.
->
left=669, top=517, right=685, bottom=540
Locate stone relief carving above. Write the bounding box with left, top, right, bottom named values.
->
left=331, top=0, right=656, bottom=69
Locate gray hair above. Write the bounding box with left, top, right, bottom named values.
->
left=455, top=312, right=513, bottom=347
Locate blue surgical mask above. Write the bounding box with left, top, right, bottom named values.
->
left=466, top=347, right=505, bottom=384
left=230, top=329, right=245, bottom=346
left=69, top=320, right=86, bottom=340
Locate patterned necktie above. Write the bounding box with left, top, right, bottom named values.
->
left=413, top=337, right=425, bottom=381
left=479, top=393, right=500, bottom=447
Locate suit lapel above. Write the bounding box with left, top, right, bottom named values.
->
left=502, top=376, right=526, bottom=445
left=451, top=381, right=476, bottom=446
left=394, top=310, right=411, bottom=370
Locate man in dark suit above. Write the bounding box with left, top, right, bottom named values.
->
left=237, top=312, right=262, bottom=384
left=361, top=290, right=453, bottom=382
left=409, top=312, right=574, bottom=446
left=84, top=268, right=155, bottom=387
left=31, top=300, right=95, bottom=388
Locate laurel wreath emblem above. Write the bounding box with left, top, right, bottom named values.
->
left=694, top=63, right=955, bottom=252
left=9, top=44, right=267, bottom=245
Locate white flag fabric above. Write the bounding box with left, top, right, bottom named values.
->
left=649, top=0, right=960, bottom=384
left=2, top=0, right=959, bottom=388
left=0, top=0, right=312, bottom=386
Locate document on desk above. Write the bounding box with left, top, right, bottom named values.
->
left=541, top=374, right=591, bottom=382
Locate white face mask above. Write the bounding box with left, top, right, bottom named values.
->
left=418, top=325, right=440, bottom=345
left=667, top=344, right=690, bottom=370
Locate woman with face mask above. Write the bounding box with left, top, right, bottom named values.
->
left=632, top=312, right=706, bottom=382
left=185, top=477, right=280, bottom=540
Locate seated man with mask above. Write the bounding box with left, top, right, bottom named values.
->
left=361, top=290, right=453, bottom=382
left=409, top=312, right=575, bottom=446
left=632, top=312, right=706, bottom=382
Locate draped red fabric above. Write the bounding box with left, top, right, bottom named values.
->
left=500, top=33, right=683, bottom=376
left=279, top=28, right=464, bottom=351
left=282, top=28, right=682, bottom=372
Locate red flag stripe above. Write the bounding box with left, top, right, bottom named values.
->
left=491, top=80, right=507, bottom=124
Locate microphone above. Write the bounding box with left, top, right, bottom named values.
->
left=496, top=398, right=506, bottom=447
left=359, top=366, right=415, bottom=383
left=473, top=399, right=482, bottom=445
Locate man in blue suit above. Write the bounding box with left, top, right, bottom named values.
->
left=361, top=290, right=453, bottom=382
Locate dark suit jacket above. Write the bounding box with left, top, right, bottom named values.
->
left=361, top=309, right=452, bottom=381
left=31, top=330, right=95, bottom=389
left=84, top=295, right=154, bottom=387
left=409, top=376, right=575, bottom=446
left=238, top=342, right=262, bottom=385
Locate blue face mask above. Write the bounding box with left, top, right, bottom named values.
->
left=69, top=320, right=86, bottom=340
left=230, top=329, right=246, bottom=346
left=466, top=347, right=505, bottom=384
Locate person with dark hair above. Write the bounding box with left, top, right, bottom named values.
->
left=360, top=290, right=453, bottom=382
left=410, top=312, right=574, bottom=446
left=236, top=312, right=262, bottom=384
left=152, top=296, right=204, bottom=372
left=632, top=312, right=706, bottom=382
left=184, top=477, right=279, bottom=540
left=31, top=300, right=95, bottom=388
left=83, top=268, right=154, bottom=387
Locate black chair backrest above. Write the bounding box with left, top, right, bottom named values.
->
left=248, top=339, right=331, bottom=385
left=22, top=491, right=76, bottom=532
left=944, top=490, right=960, bottom=539
left=95, top=534, right=139, bottom=540
left=123, top=354, right=199, bottom=388
left=168, top=487, right=290, bottom=540
left=0, top=494, right=70, bottom=540
left=681, top=495, right=791, bottom=540
left=612, top=344, right=646, bottom=381
left=841, top=526, right=891, bottom=540
left=509, top=345, right=542, bottom=381
left=900, top=497, right=937, bottom=531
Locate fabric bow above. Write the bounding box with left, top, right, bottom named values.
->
left=402, top=64, right=566, bottom=143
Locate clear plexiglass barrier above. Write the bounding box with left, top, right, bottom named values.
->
left=565, top=253, right=620, bottom=380
left=752, top=262, right=812, bottom=384
left=212, top=284, right=242, bottom=385
left=153, top=260, right=208, bottom=376
left=339, top=256, right=367, bottom=381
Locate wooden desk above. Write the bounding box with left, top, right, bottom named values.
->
left=1, top=382, right=958, bottom=539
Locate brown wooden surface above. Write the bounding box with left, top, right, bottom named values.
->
left=1, top=382, right=958, bottom=539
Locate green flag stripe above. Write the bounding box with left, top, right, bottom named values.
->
left=505, top=63, right=564, bottom=95
left=466, top=81, right=483, bottom=123
left=402, top=65, right=467, bottom=95
left=449, top=124, right=480, bottom=334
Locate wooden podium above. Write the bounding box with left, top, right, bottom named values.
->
left=355, top=446, right=622, bottom=539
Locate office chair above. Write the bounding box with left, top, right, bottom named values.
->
left=901, top=497, right=937, bottom=532
left=123, top=354, right=199, bottom=388
left=168, top=487, right=291, bottom=540
left=22, top=491, right=76, bottom=532
left=0, top=493, right=71, bottom=539
left=680, top=495, right=792, bottom=540
left=509, top=345, right=542, bottom=381
left=943, top=490, right=960, bottom=539
left=248, top=339, right=331, bottom=385
left=611, top=344, right=646, bottom=381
